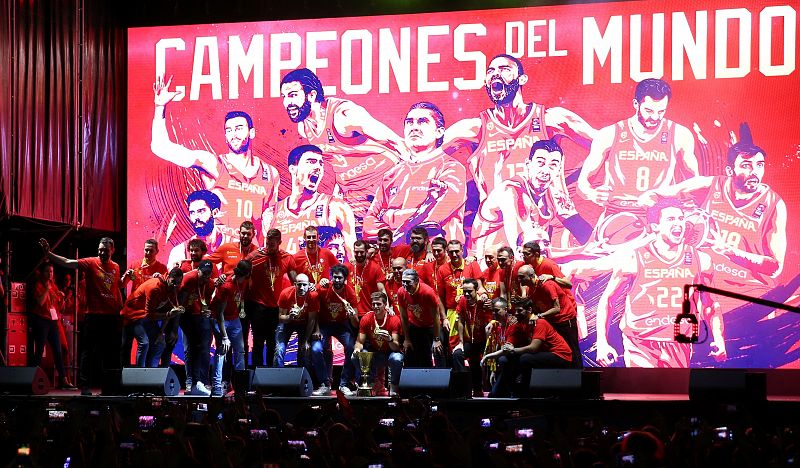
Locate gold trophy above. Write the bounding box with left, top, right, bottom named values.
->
left=356, top=351, right=374, bottom=396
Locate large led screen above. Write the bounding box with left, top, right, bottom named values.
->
left=128, top=0, right=800, bottom=368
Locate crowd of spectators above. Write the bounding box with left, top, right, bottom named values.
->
left=1, top=394, right=798, bottom=468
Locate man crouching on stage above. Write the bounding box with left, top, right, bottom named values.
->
left=482, top=298, right=572, bottom=397
left=352, top=292, right=403, bottom=396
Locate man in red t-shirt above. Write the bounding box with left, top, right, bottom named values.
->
left=480, top=246, right=503, bottom=300
left=179, top=260, right=216, bottom=395
left=353, top=291, right=404, bottom=396
left=294, top=225, right=339, bottom=286
left=122, top=239, right=169, bottom=296
left=346, top=240, right=386, bottom=317
left=518, top=265, right=582, bottom=368
left=369, top=229, right=412, bottom=280
left=310, top=265, right=358, bottom=395
left=40, top=237, right=123, bottom=395
left=203, top=221, right=257, bottom=371
left=482, top=298, right=572, bottom=397
left=29, top=263, right=73, bottom=389
left=417, top=237, right=447, bottom=292
left=121, top=268, right=183, bottom=368
left=245, top=228, right=298, bottom=367
left=438, top=239, right=483, bottom=351
left=276, top=274, right=319, bottom=374
left=398, top=268, right=446, bottom=368
left=210, top=260, right=251, bottom=396
left=205, top=221, right=259, bottom=275
left=384, top=258, right=406, bottom=316
left=452, top=278, right=492, bottom=396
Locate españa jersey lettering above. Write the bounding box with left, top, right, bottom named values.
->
left=272, top=193, right=333, bottom=254
left=606, top=119, right=677, bottom=205
left=623, top=243, right=701, bottom=341
left=702, top=176, right=782, bottom=288
left=472, top=103, right=548, bottom=200
left=211, top=155, right=278, bottom=240
left=301, top=97, right=398, bottom=219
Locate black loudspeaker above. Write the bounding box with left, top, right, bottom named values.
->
left=233, top=369, right=254, bottom=396
left=120, top=367, right=180, bottom=396
left=252, top=367, right=312, bottom=397
left=0, top=367, right=50, bottom=395
left=689, top=369, right=766, bottom=402
left=529, top=369, right=602, bottom=399
left=398, top=368, right=457, bottom=398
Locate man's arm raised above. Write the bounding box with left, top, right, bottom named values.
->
left=151, top=75, right=218, bottom=176
left=334, top=101, right=405, bottom=160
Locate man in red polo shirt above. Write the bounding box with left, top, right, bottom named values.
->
left=398, top=268, right=445, bottom=368
left=276, top=274, right=319, bottom=373
left=517, top=265, right=581, bottom=368
left=40, top=237, right=123, bottom=396
left=121, top=267, right=184, bottom=368
left=245, top=228, right=298, bottom=367
left=346, top=240, right=386, bottom=317
left=482, top=298, right=572, bottom=397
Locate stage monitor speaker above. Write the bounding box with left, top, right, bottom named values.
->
left=120, top=367, right=180, bottom=396
left=252, top=367, right=312, bottom=397
left=399, top=368, right=460, bottom=398
left=529, top=369, right=602, bottom=399
left=689, top=369, right=766, bottom=402
left=0, top=367, right=50, bottom=395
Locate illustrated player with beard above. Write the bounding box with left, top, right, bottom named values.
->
left=270, top=145, right=356, bottom=257
left=577, top=79, right=700, bottom=250
left=595, top=198, right=725, bottom=368
left=152, top=76, right=279, bottom=242
left=638, top=124, right=787, bottom=313
left=280, top=68, right=406, bottom=224
left=363, top=102, right=467, bottom=243
left=168, top=190, right=228, bottom=268
left=471, top=139, right=592, bottom=257
left=442, top=54, right=596, bottom=231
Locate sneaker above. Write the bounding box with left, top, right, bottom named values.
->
left=312, top=384, right=331, bottom=396
left=185, top=379, right=193, bottom=391
left=211, top=387, right=224, bottom=397
left=338, top=385, right=355, bottom=397
left=193, top=382, right=211, bottom=396
left=389, top=384, right=400, bottom=397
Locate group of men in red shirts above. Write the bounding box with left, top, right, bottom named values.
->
left=38, top=217, right=579, bottom=398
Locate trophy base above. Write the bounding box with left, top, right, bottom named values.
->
left=357, top=385, right=373, bottom=397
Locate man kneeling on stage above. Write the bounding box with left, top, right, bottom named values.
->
left=482, top=298, right=572, bottom=398
left=351, top=292, right=403, bottom=396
